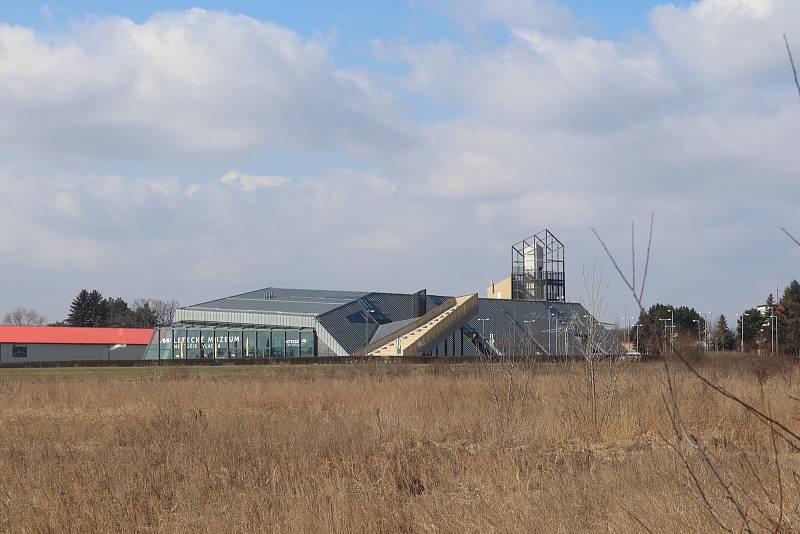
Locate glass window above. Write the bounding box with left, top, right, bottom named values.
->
left=144, top=330, right=159, bottom=360
left=186, top=330, right=200, bottom=360
left=300, top=331, right=315, bottom=357
left=173, top=329, right=187, bottom=359
left=12, top=345, right=27, bottom=358
left=257, top=330, right=271, bottom=358
left=216, top=330, right=228, bottom=359
left=285, top=330, right=300, bottom=358
left=243, top=331, right=257, bottom=358
left=157, top=327, right=173, bottom=360
left=271, top=330, right=285, bottom=358
left=228, top=330, right=242, bottom=358
left=201, top=329, right=216, bottom=359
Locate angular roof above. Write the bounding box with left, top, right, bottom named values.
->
left=0, top=326, right=153, bottom=345
left=183, top=287, right=369, bottom=317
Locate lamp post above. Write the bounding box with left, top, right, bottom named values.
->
left=478, top=318, right=489, bottom=340
left=693, top=319, right=702, bottom=352
left=633, top=323, right=642, bottom=354
left=524, top=318, right=537, bottom=356
left=365, top=309, right=376, bottom=346
left=737, top=312, right=749, bottom=353
left=659, top=318, right=671, bottom=355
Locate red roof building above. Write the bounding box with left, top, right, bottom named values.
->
left=0, top=326, right=153, bottom=345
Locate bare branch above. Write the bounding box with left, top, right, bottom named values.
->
left=590, top=227, right=642, bottom=310
left=780, top=226, right=800, bottom=248
left=785, top=34, right=800, bottom=102
left=640, top=213, right=655, bottom=302
left=631, top=220, right=636, bottom=297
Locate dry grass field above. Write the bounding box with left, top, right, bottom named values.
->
left=0, top=355, right=799, bottom=532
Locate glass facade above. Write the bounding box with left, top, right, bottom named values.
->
left=271, top=330, right=285, bottom=358
left=144, top=327, right=315, bottom=360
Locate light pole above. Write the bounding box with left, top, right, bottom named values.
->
left=659, top=318, right=671, bottom=355
left=670, top=308, right=675, bottom=352
left=633, top=323, right=642, bottom=354
left=524, top=318, right=537, bottom=356
left=554, top=315, right=560, bottom=355
left=360, top=305, right=376, bottom=347
left=477, top=318, right=489, bottom=339
left=693, top=319, right=702, bottom=352
left=766, top=307, right=773, bottom=355
left=738, top=312, right=749, bottom=353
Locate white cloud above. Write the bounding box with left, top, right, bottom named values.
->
left=3, top=1, right=800, bottom=324
left=219, top=170, right=290, bottom=192
left=0, top=9, right=412, bottom=164
left=435, top=0, right=575, bottom=34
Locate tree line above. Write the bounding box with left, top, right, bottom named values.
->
left=631, top=279, right=800, bottom=355
left=2, top=290, right=179, bottom=328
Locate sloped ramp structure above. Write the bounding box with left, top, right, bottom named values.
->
left=359, top=294, right=478, bottom=357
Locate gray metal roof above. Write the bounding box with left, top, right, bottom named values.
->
left=371, top=318, right=418, bottom=342
left=182, top=287, right=370, bottom=317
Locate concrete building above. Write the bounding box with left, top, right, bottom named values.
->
left=0, top=326, right=152, bottom=364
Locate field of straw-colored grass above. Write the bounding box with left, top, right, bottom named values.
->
left=0, top=356, right=798, bottom=532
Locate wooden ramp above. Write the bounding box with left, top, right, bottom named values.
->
left=365, top=294, right=478, bottom=357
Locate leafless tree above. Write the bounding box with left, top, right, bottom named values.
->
left=593, top=216, right=800, bottom=532
left=2, top=307, right=46, bottom=326
left=132, top=299, right=179, bottom=325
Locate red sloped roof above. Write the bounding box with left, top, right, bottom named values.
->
left=0, top=326, right=153, bottom=345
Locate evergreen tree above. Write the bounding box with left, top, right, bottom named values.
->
left=66, top=289, right=108, bottom=327
left=630, top=303, right=704, bottom=356
left=779, top=280, right=800, bottom=355
left=86, top=290, right=107, bottom=327
left=736, top=308, right=763, bottom=352
left=66, top=289, right=92, bottom=326
left=104, top=297, right=133, bottom=327
left=712, top=314, right=736, bottom=351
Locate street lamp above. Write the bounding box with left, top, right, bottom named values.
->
left=359, top=304, right=377, bottom=347
left=524, top=318, right=537, bottom=356
left=692, top=319, right=702, bottom=352
left=633, top=323, right=642, bottom=354
left=659, top=317, right=671, bottom=355
left=737, top=312, right=750, bottom=353
left=477, top=318, right=490, bottom=339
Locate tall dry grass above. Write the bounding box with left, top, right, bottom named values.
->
left=0, top=356, right=798, bottom=532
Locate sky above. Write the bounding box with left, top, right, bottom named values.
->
left=1, top=0, right=800, bottom=325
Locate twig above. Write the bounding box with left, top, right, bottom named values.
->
left=591, top=227, right=642, bottom=310
left=640, top=213, right=654, bottom=302
left=631, top=220, right=636, bottom=297
left=780, top=227, right=800, bottom=248
left=784, top=34, right=800, bottom=102
left=623, top=507, right=654, bottom=534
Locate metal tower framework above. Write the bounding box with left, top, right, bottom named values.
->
left=511, top=229, right=566, bottom=302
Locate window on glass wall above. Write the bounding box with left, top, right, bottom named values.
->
left=228, top=330, right=242, bottom=358
left=257, top=331, right=271, bottom=358
left=243, top=331, right=257, bottom=358
left=173, top=329, right=187, bottom=359
left=285, top=330, right=300, bottom=358
left=157, top=327, right=173, bottom=359
left=300, top=330, right=315, bottom=357
left=200, top=329, right=215, bottom=358
left=271, top=330, right=285, bottom=358
left=186, top=330, right=200, bottom=359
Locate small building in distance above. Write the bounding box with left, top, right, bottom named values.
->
left=0, top=326, right=152, bottom=364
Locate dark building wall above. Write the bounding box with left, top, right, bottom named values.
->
left=0, top=343, right=147, bottom=363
